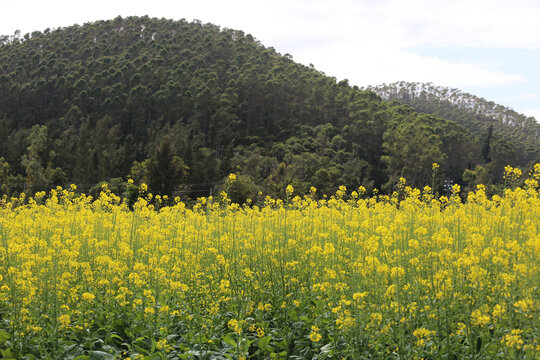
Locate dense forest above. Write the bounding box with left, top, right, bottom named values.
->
left=0, top=16, right=537, bottom=201
left=369, top=82, right=540, bottom=166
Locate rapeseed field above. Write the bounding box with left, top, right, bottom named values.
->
left=0, top=166, right=538, bottom=359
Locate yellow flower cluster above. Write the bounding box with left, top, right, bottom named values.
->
left=413, top=327, right=436, bottom=347
left=0, top=167, right=538, bottom=357
left=502, top=329, right=524, bottom=350
left=309, top=326, right=322, bottom=342
left=227, top=319, right=243, bottom=334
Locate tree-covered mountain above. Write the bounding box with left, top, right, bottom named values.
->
left=0, top=17, right=535, bottom=200
left=368, top=82, right=540, bottom=168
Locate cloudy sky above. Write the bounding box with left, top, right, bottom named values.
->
left=2, top=0, right=540, bottom=120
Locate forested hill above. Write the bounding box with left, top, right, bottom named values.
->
left=368, top=82, right=540, bottom=166
left=0, top=17, right=536, bottom=200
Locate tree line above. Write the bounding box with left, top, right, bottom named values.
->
left=0, top=17, right=537, bottom=202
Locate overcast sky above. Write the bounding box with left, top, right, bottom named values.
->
left=2, top=0, right=540, bottom=120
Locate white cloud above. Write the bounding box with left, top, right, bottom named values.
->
left=288, top=41, right=524, bottom=89
left=505, top=93, right=540, bottom=101
left=342, top=0, right=540, bottom=49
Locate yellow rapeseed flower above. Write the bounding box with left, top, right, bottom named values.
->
left=309, top=326, right=322, bottom=342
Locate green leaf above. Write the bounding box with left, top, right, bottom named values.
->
left=106, top=333, right=124, bottom=344
left=1, top=347, right=17, bottom=360
left=258, top=335, right=272, bottom=352
left=277, top=338, right=288, bottom=351
left=133, top=344, right=150, bottom=355
left=89, top=351, right=115, bottom=360
left=134, top=336, right=147, bottom=344
left=0, top=330, right=9, bottom=345
left=320, top=343, right=333, bottom=354
left=222, top=334, right=236, bottom=347
left=146, top=353, right=165, bottom=360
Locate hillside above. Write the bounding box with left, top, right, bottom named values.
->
left=0, top=17, right=534, bottom=199
left=368, top=82, right=540, bottom=166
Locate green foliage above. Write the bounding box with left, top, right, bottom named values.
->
left=0, top=157, right=9, bottom=194
left=20, top=125, right=48, bottom=193
left=89, top=178, right=126, bottom=199
left=462, top=165, right=500, bottom=195
left=146, top=138, right=188, bottom=197
left=0, top=18, right=535, bottom=198
left=224, top=173, right=259, bottom=204
left=370, top=82, right=540, bottom=170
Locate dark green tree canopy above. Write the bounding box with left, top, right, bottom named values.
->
left=370, top=82, right=540, bottom=169
left=0, top=17, right=535, bottom=198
